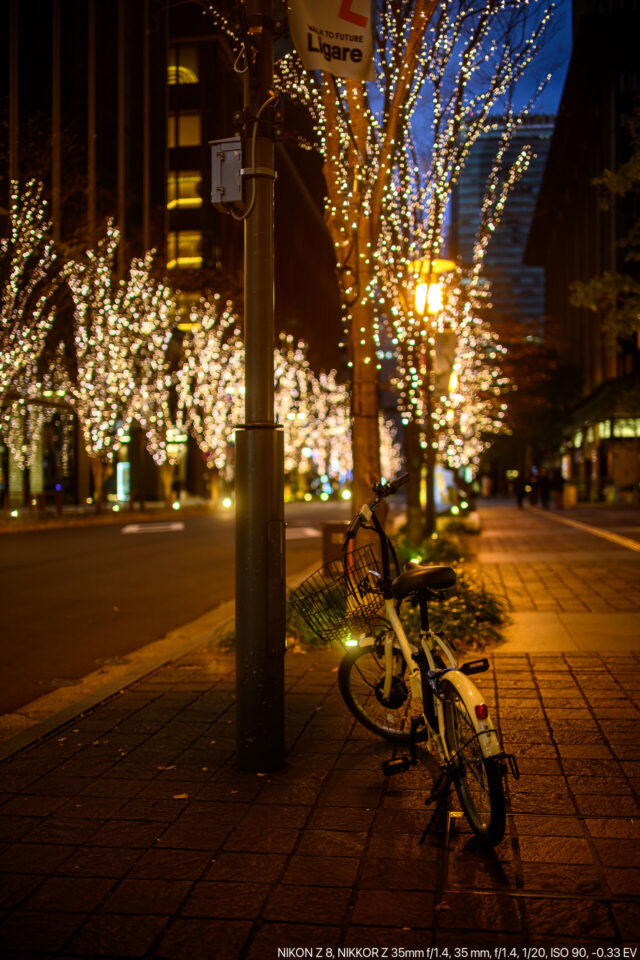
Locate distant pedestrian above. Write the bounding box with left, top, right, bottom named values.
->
left=513, top=475, right=525, bottom=509
left=528, top=475, right=539, bottom=507
left=538, top=469, right=551, bottom=509
left=553, top=469, right=565, bottom=509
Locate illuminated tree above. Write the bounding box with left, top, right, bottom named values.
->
left=63, top=222, right=129, bottom=507
left=379, top=414, right=404, bottom=481
left=274, top=0, right=552, bottom=507
left=0, top=180, right=69, bottom=501
left=64, top=222, right=177, bottom=510
left=275, top=337, right=359, bottom=491
left=305, top=370, right=352, bottom=484
left=275, top=333, right=317, bottom=477
left=0, top=179, right=60, bottom=407
left=0, top=400, right=48, bottom=472
left=0, top=342, right=73, bottom=473
left=138, top=381, right=188, bottom=507
left=175, top=296, right=244, bottom=502
left=274, top=341, right=402, bottom=491
left=432, top=276, right=510, bottom=472
left=383, top=113, right=533, bottom=538
left=428, top=128, right=534, bottom=472
left=125, top=254, right=179, bottom=506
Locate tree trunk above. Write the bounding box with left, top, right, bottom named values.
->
left=90, top=455, right=105, bottom=513
left=350, top=295, right=381, bottom=510
left=208, top=468, right=219, bottom=508
left=424, top=377, right=437, bottom=538
left=138, top=431, right=146, bottom=512
left=405, top=420, right=423, bottom=545
left=159, top=461, right=174, bottom=508
left=321, top=81, right=381, bottom=512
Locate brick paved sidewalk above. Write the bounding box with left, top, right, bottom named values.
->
left=475, top=503, right=640, bottom=651
left=0, top=642, right=639, bottom=957
left=1, top=502, right=639, bottom=956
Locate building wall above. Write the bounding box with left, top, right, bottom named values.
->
left=525, top=10, right=640, bottom=500
left=1, top=1, right=342, bottom=507
left=452, top=117, right=554, bottom=334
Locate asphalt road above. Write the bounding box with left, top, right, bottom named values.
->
left=0, top=502, right=350, bottom=716
left=3, top=499, right=637, bottom=717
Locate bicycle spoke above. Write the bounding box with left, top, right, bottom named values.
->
left=440, top=678, right=505, bottom=842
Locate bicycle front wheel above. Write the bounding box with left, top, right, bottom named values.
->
left=339, top=643, right=427, bottom=743
left=440, top=677, right=506, bottom=845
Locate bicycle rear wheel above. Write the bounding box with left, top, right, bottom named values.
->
left=440, top=677, right=506, bottom=845
left=339, top=643, right=427, bottom=743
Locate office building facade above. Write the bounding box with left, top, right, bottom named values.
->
left=451, top=116, right=554, bottom=336
left=1, top=0, right=340, bottom=508
left=525, top=6, right=640, bottom=501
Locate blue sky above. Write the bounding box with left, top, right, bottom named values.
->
left=517, top=0, right=572, bottom=114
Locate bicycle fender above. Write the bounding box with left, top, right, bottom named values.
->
left=442, top=670, right=501, bottom=759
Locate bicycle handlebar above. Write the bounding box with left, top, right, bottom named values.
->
left=372, top=473, right=409, bottom=498
left=344, top=473, right=409, bottom=544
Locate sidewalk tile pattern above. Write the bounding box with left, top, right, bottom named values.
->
left=476, top=507, right=640, bottom=613
left=1, top=643, right=639, bottom=956
left=0, top=504, right=639, bottom=955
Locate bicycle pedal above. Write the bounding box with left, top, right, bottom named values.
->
left=382, top=756, right=412, bottom=776
left=460, top=658, right=490, bottom=676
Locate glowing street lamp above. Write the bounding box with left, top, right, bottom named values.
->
left=414, top=280, right=443, bottom=316
left=410, top=257, right=455, bottom=536
left=411, top=259, right=455, bottom=314
left=409, top=257, right=456, bottom=276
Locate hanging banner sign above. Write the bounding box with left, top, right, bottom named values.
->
left=287, top=0, right=375, bottom=82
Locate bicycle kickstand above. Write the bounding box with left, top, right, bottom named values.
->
left=418, top=763, right=455, bottom=845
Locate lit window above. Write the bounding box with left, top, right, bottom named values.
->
left=168, top=45, right=199, bottom=84
left=176, top=293, right=200, bottom=330
left=167, top=231, right=202, bottom=270
left=598, top=420, right=612, bottom=439
left=613, top=418, right=640, bottom=438
left=167, top=172, right=202, bottom=209
left=168, top=113, right=201, bottom=148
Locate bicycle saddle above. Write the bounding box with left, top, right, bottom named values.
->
left=391, top=564, right=456, bottom=599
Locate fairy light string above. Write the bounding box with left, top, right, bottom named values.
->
left=205, top=0, right=555, bottom=483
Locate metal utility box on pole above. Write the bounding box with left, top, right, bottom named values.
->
left=233, top=0, right=286, bottom=772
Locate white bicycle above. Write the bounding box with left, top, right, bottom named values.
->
left=290, top=474, right=518, bottom=846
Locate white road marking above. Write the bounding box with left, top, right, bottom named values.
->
left=286, top=527, right=321, bottom=539
left=542, top=513, right=640, bottom=553
left=121, top=522, right=185, bottom=535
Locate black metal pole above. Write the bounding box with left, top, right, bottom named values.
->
left=235, top=0, right=286, bottom=773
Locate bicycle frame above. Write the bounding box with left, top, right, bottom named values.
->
left=346, top=485, right=501, bottom=764
left=355, top=600, right=501, bottom=762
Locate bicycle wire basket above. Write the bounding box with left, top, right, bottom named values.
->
left=288, top=543, right=385, bottom=646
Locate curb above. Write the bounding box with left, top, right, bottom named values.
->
left=0, top=561, right=321, bottom=764
left=0, top=600, right=235, bottom=764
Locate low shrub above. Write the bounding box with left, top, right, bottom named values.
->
left=282, top=526, right=508, bottom=653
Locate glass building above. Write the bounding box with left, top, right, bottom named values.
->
left=451, top=116, right=555, bottom=335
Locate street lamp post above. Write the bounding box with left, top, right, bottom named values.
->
left=234, top=0, right=286, bottom=773
left=410, top=258, right=455, bottom=539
